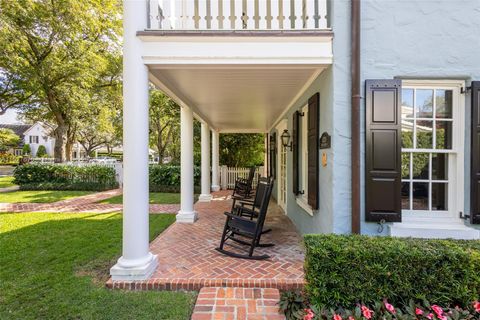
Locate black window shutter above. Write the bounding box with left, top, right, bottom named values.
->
left=292, top=112, right=299, bottom=195
left=471, top=81, right=480, bottom=224
left=269, top=133, right=276, bottom=179
left=308, top=93, right=320, bottom=210
left=365, top=79, right=402, bottom=222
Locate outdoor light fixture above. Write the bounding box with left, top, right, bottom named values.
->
left=281, top=129, right=292, bottom=151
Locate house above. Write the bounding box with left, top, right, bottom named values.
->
left=111, top=0, right=480, bottom=280
left=0, top=123, right=55, bottom=157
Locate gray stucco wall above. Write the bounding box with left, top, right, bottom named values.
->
left=360, top=0, right=480, bottom=235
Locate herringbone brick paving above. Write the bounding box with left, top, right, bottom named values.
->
left=191, top=287, right=286, bottom=320
left=107, top=190, right=305, bottom=291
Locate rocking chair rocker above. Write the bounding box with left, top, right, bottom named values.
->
left=216, top=177, right=274, bottom=260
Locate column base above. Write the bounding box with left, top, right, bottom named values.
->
left=176, top=210, right=198, bottom=223
left=211, top=185, right=220, bottom=192
left=198, top=194, right=213, bottom=202
left=110, top=252, right=158, bottom=281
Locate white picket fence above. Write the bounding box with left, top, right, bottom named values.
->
left=219, top=165, right=264, bottom=190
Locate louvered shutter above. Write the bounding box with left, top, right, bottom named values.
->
left=308, top=93, right=320, bottom=210
left=365, top=79, right=402, bottom=222
left=471, top=81, right=480, bottom=224
left=292, top=111, right=299, bottom=195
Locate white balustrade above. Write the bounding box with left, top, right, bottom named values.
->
left=219, top=166, right=264, bottom=190
left=147, top=0, right=328, bottom=30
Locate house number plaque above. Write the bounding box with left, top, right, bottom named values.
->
left=319, top=132, right=331, bottom=149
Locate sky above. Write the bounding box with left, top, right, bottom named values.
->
left=0, top=109, right=22, bottom=124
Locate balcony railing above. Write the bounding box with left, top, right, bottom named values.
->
left=147, top=0, right=328, bottom=31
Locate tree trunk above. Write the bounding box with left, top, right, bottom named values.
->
left=65, top=140, right=73, bottom=161
left=53, top=124, right=66, bottom=163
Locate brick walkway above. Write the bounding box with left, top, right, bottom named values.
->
left=0, top=189, right=180, bottom=214
left=107, top=190, right=305, bottom=291
left=191, top=287, right=285, bottom=320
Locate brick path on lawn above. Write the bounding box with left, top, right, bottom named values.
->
left=191, top=287, right=285, bottom=320
left=0, top=188, right=180, bottom=214
left=107, top=190, right=305, bottom=291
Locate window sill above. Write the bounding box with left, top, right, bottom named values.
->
left=296, top=197, right=314, bottom=216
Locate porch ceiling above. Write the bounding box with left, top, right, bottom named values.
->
left=149, top=66, right=326, bottom=132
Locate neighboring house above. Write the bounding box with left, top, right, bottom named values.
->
left=0, top=123, right=55, bottom=157
left=111, top=0, right=480, bottom=280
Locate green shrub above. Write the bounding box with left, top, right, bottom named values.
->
left=36, top=145, right=47, bottom=157
left=22, top=144, right=31, bottom=155
left=0, top=153, right=20, bottom=165
left=304, top=234, right=480, bottom=309
left=149, top=165, right=200, bottom=192
left=13, top=164, right=118, bottom=191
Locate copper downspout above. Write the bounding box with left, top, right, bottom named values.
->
left=351, top=0, right=361, bottom=234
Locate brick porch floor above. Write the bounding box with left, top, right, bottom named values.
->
left=107, top=190, right=305, bottom=291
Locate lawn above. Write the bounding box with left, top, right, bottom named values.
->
left=0, top=176, right=15, bottom=188
left=0, top=212, right=196, bottom=319
left=101, top=192, right=181, bottom=204
left=0, top=190, right=93, bottom=203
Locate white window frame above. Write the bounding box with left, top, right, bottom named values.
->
left=29, top=136, right=39, bottom=144
left=400, top=79, right=465, bottom=224
left=276, top=120, right=288, bottom=212
left=296, top=104, right=314, bottom=216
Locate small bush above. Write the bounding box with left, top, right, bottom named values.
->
left=149, top=165, right=200, bottom=192
left=304, top=234, right=480, bottom=309
left=0, top=153, right=20, bottom=165
left=13, top=164, right=118, bottom=191
left=22, top=144, right=31, bottom=155
left=36, top=145, right=47, bottom=157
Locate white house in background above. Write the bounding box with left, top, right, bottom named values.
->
left=0, top=123, right=55, bottom=157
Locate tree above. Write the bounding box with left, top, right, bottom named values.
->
left=0, top=0, right=122, bottom=162
left=0, top=128, right=20, bottom=152
left=220, top=134, right=265, bottom=167
left=22, top=144, right=31, bottom=155
left=36, top=145, right=47, bottom=157
left=149, top=89, right=180, bottom=164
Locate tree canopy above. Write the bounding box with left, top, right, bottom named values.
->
left=220, top=133, right=265, bottom=167
left=0, top=128, right=20, bottom=152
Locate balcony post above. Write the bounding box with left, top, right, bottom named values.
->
left=211, top=130, right=220, bottom=192
left=199, top=122, right=212, bottom=202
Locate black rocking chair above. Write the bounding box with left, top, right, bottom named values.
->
left=230, top=166, right=257, bottom=211
left=216, top=177, right=274, bottom=260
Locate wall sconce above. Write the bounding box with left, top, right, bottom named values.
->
left=281, top=129, right=292, bottom=151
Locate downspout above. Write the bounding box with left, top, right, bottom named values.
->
left=351, top=0, right=361, bottom=234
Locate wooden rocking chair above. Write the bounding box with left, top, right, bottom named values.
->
left=216, top=177, right=274, bottom=260
left=230, top=166, right=257, bottom=211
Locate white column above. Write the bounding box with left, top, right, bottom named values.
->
left=110, top=0, right=158, bottom=281
left=199, top=123, right=212, bottom=202
left=211, top=129, right=220, bottom=191
left=177, top=106, right=197, bottom=223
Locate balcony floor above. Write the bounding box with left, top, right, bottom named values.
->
left=107, top=190, right=305, bottom=291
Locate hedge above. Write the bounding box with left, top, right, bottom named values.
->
left=304, top=234, right=480, bottom=309
left=149, top=165, right=200, bottom=192
left=13, top=164, right=118, bottom=191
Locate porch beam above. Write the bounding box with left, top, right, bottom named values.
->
left=211, top=130, right=220, bottom=192
left=177, top=105, right=198, bottom=223
left=110, top=0, right=157, bottom=281
left=199, top=122, right=212, bottom=202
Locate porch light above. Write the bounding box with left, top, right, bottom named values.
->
left=281, top=129, right=292, bottom=151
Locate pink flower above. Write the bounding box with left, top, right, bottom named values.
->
left=474, top=301, right=480, bottom=313
left=384, top=300, right=396, bottom=314
left=426, top=313, right=434, bottom=320
left=415, top=308, right=423, bottom=315
left=361, top=306, right=373, bottom=319
left=431, top=305, right=443, bottom=317
left=333, top=314, right=342, bottom=320
left=348, top=317, right=355, bottom=320
left=304, top=308, right=315, bottom=320
left=437, top=316, right=447, bottom=320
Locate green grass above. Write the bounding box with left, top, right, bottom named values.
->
left=100, top=192, right=181, bottom=204
left=0, top=190, right=93, bottom=203
left=0, top=212, right=196, bottom=319
left=0, top=176, right=15, bottom=188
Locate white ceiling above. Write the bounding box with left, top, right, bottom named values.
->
left=150, top=66, right=325, bottom=132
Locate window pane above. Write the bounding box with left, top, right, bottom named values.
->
left=435, top=90, right=453, bottom=119
left=412, top=153, right=429, bottom=180
left=431, top=154, right=448, bottom=180
left=402, top=182, right=410, bottom=210
left=402, top=153, right=410, bottom=179
left=402, top=122, right=414, bottom=148
left=435, top=121, right=453, bottom=149
left=402, top=89, right=414, bottom=119
left=432, top=183, right=448, bottom=210
left=412, top=182, right=429, bottom=210
left=416, top=121, right=433, bottom=149
left=416, top=89, right=433, bottom=118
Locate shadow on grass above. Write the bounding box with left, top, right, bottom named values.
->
left=0, top=190, right=93, bottom=203
left=0, top=212, right=196, bottom=320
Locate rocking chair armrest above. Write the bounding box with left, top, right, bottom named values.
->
left=223, top=211, right=255, bottom=222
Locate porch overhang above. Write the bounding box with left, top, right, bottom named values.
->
left=141, top=33, right=333, bottom=132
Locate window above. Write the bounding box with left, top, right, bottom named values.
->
left=400, top=81, right=464, bottom=219
left=14, top=149, right=22, bottom=156
left=29, top=136, right=39, bottom=144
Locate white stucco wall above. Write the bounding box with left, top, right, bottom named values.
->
left=23, top=123, right=55, bottom=157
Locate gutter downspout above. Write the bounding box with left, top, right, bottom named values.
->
left=351, top=0, right=361, bottom=234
